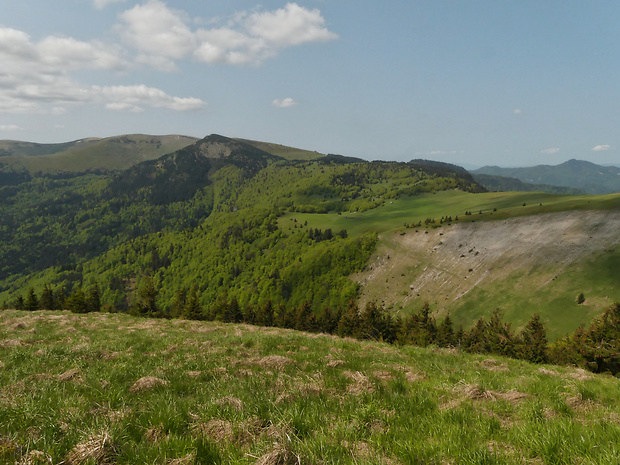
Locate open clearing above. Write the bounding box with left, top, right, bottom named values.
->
left=2, top=310, right=620, bottom=464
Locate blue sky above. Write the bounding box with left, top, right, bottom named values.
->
left=0, top=1, right=618, bottom=167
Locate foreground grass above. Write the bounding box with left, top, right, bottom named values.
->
left=2, top=311, right=620, bottom=464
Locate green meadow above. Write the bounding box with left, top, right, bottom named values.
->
left=3, top=310, right=620, bottom=464
left=280, top=190, right=620, bottom=238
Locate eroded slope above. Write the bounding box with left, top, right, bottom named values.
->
left=355, top=210, right=620, bottom=338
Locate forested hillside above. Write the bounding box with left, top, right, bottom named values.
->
left=0, top=134, right=482, bottom=315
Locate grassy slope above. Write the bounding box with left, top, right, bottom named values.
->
left=280, top=190, right=620, bottom=238
left=2, top=310, right=620, bottom=465
left=236, top=138, right=325, bottom=161
left=0, top=135, right=198, bottom=173
left=280, top=191, right=620, bottom=340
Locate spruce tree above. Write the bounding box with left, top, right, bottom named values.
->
left=25, top=288, right=39, bottom=312
left=170, top=287, right=188, bottom=319
left=337, top=300, right=361, bottom=338
left=39, top=284, right=55, bottom=310
left=437, top=314, right=455, bottom=347
left=183, top=286, right=203, bottom=320
left=67, top=288, right=88, bottom=314
left=519, top=314, right=548, bottom=363
left=87, top=282, right=101, bottom=313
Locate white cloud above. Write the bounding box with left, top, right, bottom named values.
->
left=96, top=84, right=205, bottom=112
left=0, top=2, right=335, bottom=115
left=246, top=3, right=338, bottom=47
left=0, top=26, right=205, bottom=114
left=541, top=148, right=560, bottom=154
left=117, top=1, right=337, bottom=66
left=117, top=0, right=195, bottom=65
left=272, top=97, right=298, bottom=108
left=513, top=109, right=522, bottom=115
left=592, top=144, right=611, bottom=152
left=93, top=0, right=127, bottom=9
left=0, top=124, right=22, bottom=131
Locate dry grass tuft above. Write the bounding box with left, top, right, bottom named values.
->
left=192, top=419, right=254, bottom=446
left=186, top=370, right=202, bottom=378
left=343, top=371, right=374, bottom=395
left=461, top=384, right=496, bottom=401
left=254, top=443, right=302, bottom=465
left=18, top=449, right=52, bottom=464
left=480, top=359, right=510, bottom=372
left=144, top=424, right=167, bottom=443
left=404, top=371, right=425, bottom=383
left=65, top=431, right=115, bottom=465
left=325, top=359, right=346, bottom=368
left=58, top=369, right=82, bottom=383
left=372, top=370, right=393, bottom=382
left=537, top=367, right=559, bottom=376
left=567, top=368, right=593, bottom=381
left=99, top=351, right=120, bottom=361
left=253, top=355, right=295, bottom=370
left=496, top=390, right=530, bottom=403
left=129, top=376, right=168, bottom=393
left=216, top=396, right=244, bottom=411
left=0, top=339, right=23, bottom=348
left=456, top=383, right=530, bottom=405
left=167, top=453, right=195, bottom=465
left=565, top=394, right=596, bottom=413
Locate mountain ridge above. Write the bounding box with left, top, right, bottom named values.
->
left=473, top=159, right=620, bottom=194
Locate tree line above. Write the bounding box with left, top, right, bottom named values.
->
left=10, top=283, right=620, bottom=376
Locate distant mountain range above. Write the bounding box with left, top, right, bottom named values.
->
left=2, top=134, right=618, bottom=195
left=0, top=134, right=327, bottom=177
left=472, top=159, right=620, bottom=195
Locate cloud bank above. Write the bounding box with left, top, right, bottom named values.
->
left=0, top=1, right=337, bottom=114
left=592, top=145, right=611, bottom=152
left=118, top=1, right=338, bottom=67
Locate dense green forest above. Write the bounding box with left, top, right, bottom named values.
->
left=0, top=134, right=482, bottom=314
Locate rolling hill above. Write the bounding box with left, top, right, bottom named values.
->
left=0, top=134, right=199, bottom=174
left=1, top=134, right=620, bottom=345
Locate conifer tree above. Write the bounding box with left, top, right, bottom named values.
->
left=486, top=309, right=516, bottom=357
left=465, top=317, right=489, bottom=353
left=295, top=301, right=314, bottom=332
left=337, top=300, right=361, bottom=338
left=437, top=314, right=455, bottom=347
left=39, top=284, right=55, bottom=310
left=183, top=286, right=203, bottom=320
left=170, top=287, right=188, bottom=319
left=131, top=277, right=161, bottom=318
left=67, top=288, right=88, bottom=314
left=414, top=302, right=437, bottom=347
left=87, top=282, right=101, bottom=313
left=25, top=288, right=39, bottom=311
left=519, top=314, right=548, bottom=363
left=255, top=300, right=274, bottom=327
